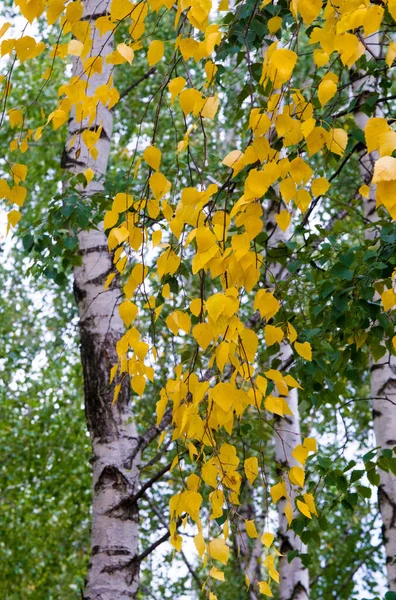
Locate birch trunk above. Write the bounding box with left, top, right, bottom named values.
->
left=352, top=36, right=396, bottom=586
left=63, top=2, right=141, bottom=597
left=266, top=209, right=310, bottom=600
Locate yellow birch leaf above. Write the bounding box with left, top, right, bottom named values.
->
left=245, top=520, right=259, bottom=538
left=265, top=325, right=284, bottom=346
left=84, top=168, right=94, bottom=184
left=117, top=42, right=134, bottom=64
left=258, top=581, right=273, bottom=597
left=392, top=335, right=396, bottom=351
left=11, top=163, right=27, bottom=183
left=275, top=209, right=291, bottom=232
left=148, top=40, right=164, bottom=66
left=132, top=374, right=146, bottom=397
left=208, top=538, right=229, bottom=565
left=284, top=501, right=293, bottom=526
left=143, top=145, right=161, bottom=171
left=268, top=16, right=282, bottom=34
left=7, top=210, right=21, bottom=227
left=68, top=39, right=83, bottom=56
left=292, top=444, right=309, bottom=465
left=210, top=567, right=225, bottom=581
left=289, top=466, right=305, bottom=487
left=296, top=500, right=312, bottom=519
left=373, top=157, right=396, bottom=183
left=318, top=79, right=337, bottom=106
left=8, top=186, right=27, bottom=207
left=169, top=76, right=186, bottom=104
left=270, top=481, right=287, bottom=503
left=381, top=289, right=396, bottom=311
left=254, top=290, right=280, bottom=320
left=244, top=456, right=259, bottom=485
left=119, top=301, right=138, bottom=326
left=294, top=341, right=312, bottom=361
left=265, top=396, right=284, bottom=417
left=287, top=322, right=297, bottom=343
left=327, top=128, right=348, bottom=156
left=386, top=42, right=396, bottom=68
left=192, top=323, right=213, bottom=350
left=303, top=493, right=318, bottom=516
left=261, top=532, right=274, bottom=548
left=311, top=177, right=330, bottom=197
left=8, top=109, right=23, bottom=128
left=303, top=437, right=317, bottom=452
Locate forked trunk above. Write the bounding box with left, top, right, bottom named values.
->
left=63, top=1, right=141, bottom=597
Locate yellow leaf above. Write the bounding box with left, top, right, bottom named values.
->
left=270, top=481, right=287, bottom=503
left=296, top=0, right=322, bottom=25
left=244, top=456, right=259, bottom=485
left=386, top=42, right=396, bottom=68
left=294, top=341, right=312, bottom=361
left=392, top=335, right=396, bottom=351
left=292, top=444, right=309, bottom=466
left=132, top=374, right=146, bottom=397
left=7, top=210, right=21, bottom=227
left=289, top=466, right=305, bottom=487
left=210, top=567, right=225, bottom=581
left=284, top=501, right=293, bottom=526
left=258, top=581, right=273, bottom=597
left=68, top=39, right=83, bottom=56
left=267, top=48, right=298, bottom=87
left=287, top=322, right=297, bottom=343
left=296, top=500, right=312, bottom=519
left=372, top=157, right=396, bottom=183
left=245, top=519, right=259, bottom=538
left=11, top=163, right=27, bottom=184
left=8, top=109, right=23, bottom=128
left=8, top=186, right=26, bottom=207
left=143, top=145, right=161, bottom=171
left=104, top=210, right=119, bottom=230
left=84, top=168, right=94, bottom=184
left=254, top=290, right=280, bottom=320
left=275, top=209, right=291, bottom=232
left=192, top=323, right=213, bottom=351
left=311, top=177, right=330, bottom=197
left=201, top=95, right=220, bottom=119
left=303, top=437, right=317, bottom=452
left=327, top=128, right=348, bottom=156
left=208, top=538, right=229, bottom=565
left=119, top=301, right=138, bottom=326
left=261, top=532, right=274, bottom=548
left=268, top=16, right=282, bottom=34
left=303, top=493, right=318, bottom=516
left=194, top=532, right=206, bottom=557
left=148, top=39, right=164, bottom=66
left=117, top=42, right=134, bottom=64
left=169, top=76, right=186, bottom=104
left=381, top=289, right=396, bottom=311
left=265, top=396, right=284, bottom=417
left=265, top=325, right=283, bottom=347
left=318, top=79, right=337, bottom=107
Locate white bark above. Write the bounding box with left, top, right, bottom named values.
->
left=353, top=33, right=396, bottom=591
left=274, top=358, right=309, bottom=600
left=63, top=2, right=141, bottom=597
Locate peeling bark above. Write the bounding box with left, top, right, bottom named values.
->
left=62, top=1, right=141, bottom=597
